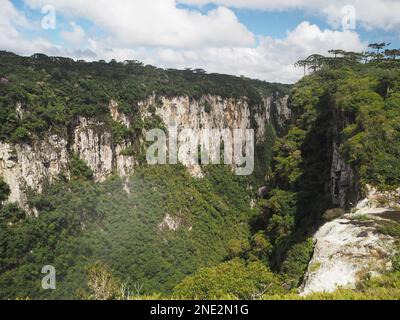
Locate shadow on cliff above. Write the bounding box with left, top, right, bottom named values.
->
left=271, top=91, right=337, bottom=274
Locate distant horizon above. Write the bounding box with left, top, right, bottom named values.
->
left=1, top=50, right=298, bottom=85
left=2, top=1, right=399, bottom=83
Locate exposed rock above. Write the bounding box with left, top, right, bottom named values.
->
left=0, top=113, right=136, bottom=208
left=108, top=99, right=131, bottom=128
left=258, top=186, right=268, bottom=198
left=158, top=214, right=186, bottom=232
left=300, top=188, right=399, bottom=295
left=73, top=117, right=114, bottom=182
left=0, top=76, right=9, bottom=84
left=15, top=102, right=23, bottom=120
left=151, top=94, right=289, bottom=145
left=330, top=138, right=357, bottom=208
left=300, top=215, right=394, bottom=295
left=264, top=93, right=291, bottom=135
left=358, top=184, right=400, bottom=210
left=0, top=135, right=70, bottom=212
left=140, top=94, right=290, bottom=177
left=1, top=93, right=289, bottom=207
left=73, top=117, right=135, bottom=182
left=323, top=208, right=345, bottom=221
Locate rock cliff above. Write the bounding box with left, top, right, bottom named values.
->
left=301, top=186, right=400, bottom=295
left=0, top=93, right=290, bottom=210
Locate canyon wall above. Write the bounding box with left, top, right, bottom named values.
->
left=0, top=93, right=290, bottom=210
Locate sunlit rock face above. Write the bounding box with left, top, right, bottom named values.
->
left=72, top=116, right=135, bottom=182
left=145, top=94, right=289, bottom=144
left=300, top=186, right=399, bottom=295
left=0, top=93, right=290, bottom=210
left=140, top=93, right=290, bottom=177
left=0, top=135, right=70, bottom=213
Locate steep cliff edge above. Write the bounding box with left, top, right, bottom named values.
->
left=0, top=51, right=293, bottom=211
left=0, top=93, right=290, bottom=210
left=266, top=64, right=400, bottom=294
left=301, top=187, right=400, bottom=295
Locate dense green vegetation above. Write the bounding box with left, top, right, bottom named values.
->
left=0, top=164, right=258, bottom=299
left=0, top=51, right=289, bottom=143
left=1, top=46, right=400, bottom=300
left=256, top=44, right=400, bottom=287
left=0, top=51, right=288, bottom=300
left=173, top=259, right=284, bottom=299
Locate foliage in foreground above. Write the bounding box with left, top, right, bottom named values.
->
left=267, top=272, right=400, bottom=300
left=173, top=259, right=285, bottom=300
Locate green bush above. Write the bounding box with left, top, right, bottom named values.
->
left=0, top=178, right=10, bottom=203
left=174, top=259, right=285, bottom=299
left=280, top=238, right=315, bottom=287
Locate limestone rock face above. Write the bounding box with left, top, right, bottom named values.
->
left=145, top=94, right=289, bottom=144
left=140, top=93, right=290, bottom=176
left=330, top=139, right=357, bottom=208
left=264, top=94, right=291, bottom=135
left=0, top=135, right=70, bottom=212
left=109, top=99, right=131, bottom=128
left=73, top=116, right=136, bottom=182
left=0, top=93, right=290, bottom=210
left=158, top=214, right=183, bottom=232
left=300, top=187, right=399, bottom=295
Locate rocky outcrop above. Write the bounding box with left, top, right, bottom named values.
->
left=300, top=186, right=399, bottom=295
left=0, top=115, right=136, bottom=211
left=264, top=94, right=291, bottom=135
left=0, top=92, right=290, bottom=210
left=143, top=94, right=289, bottom=145
left=330, top=136, right=358, bottom=208
left=109, top=99, right=131, bottom=128
left=329, top=108, right=358, bottom=209
left=72, top=117, right=135, bottom=182
left=0, top=135, right=70, bottom=213
left=140, top=93, right=289, bottom=177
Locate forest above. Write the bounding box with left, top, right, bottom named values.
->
left=1, top=43, right=400, bottom=299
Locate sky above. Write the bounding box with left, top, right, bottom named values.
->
left=1, top=0, right=399, bottom=83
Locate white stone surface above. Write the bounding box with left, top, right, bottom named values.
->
left=300, top=188, right=399, bottom=295
left=0, top=135, right=70, bottom=213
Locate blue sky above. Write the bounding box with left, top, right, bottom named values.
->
left=1, top=0, right=399, bottom=83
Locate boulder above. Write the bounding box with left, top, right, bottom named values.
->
left=323, top=208, right=345, bottom=221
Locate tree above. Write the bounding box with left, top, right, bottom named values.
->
left=328, top=49, right=346, bottom=59
left=342, top=51, right=364, bottom=64
left=86, top=262, right=124, bottom=300
left=173, top=259, right=285, bottom=299
left=294, top=59, right=308, bottom=76
left=306, top=54, right=324, bottom=73
left=0, top=178, right=10, bottom=204
left=384, top=49, right=400, bottom=60
left=250, top=231, right=272, bottom=260
left=368, top=42, right=391, bottom=62
left=295, top=55, right=325, bottom=74
left=368, top=42, right=390, bottom=55
left=361, top=51, right=374, bottom=64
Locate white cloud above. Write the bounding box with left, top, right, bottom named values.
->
left=0, top=0, right=63, bottom=55
left=80, top=21, right=366, bottom=83
left=180, top=0, right=400, bottom=31
left=60, top=22, right=86, bottom=45
left=25, top=0, right=255, bottom=48
left=1, top=0, right=367, bottom=83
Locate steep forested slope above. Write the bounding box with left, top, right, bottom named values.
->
left=258, top=58, right=400, bottom=289
left=0, top=52, right=289, bottom=299
left=1, top=50, right=400, bottom=300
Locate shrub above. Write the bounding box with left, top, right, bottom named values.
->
left=174, top=259, right=285, bottom=299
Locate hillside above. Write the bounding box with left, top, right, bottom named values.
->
left=0, top=52, right=290, bottom=299
left=1, top=51, right=400, bottom=300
